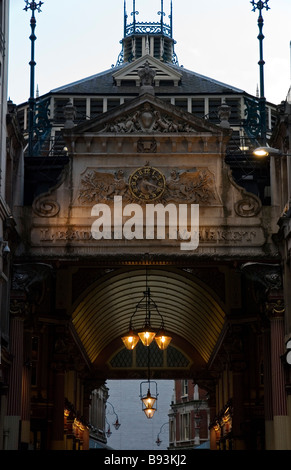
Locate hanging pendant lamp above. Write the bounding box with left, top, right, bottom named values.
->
left=121, top=271, right=172, bottom=350
left=154, top=326, right=172, bottom=350
left=121, top=328, right=140, bottom=350
left=140, top=380, right=158, bottom=419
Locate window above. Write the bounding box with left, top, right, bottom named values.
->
left=192, top=98, right=205, bottom=117
left=175, top=98, right=188, bottom=112
left=180, top=413, right=190, bottom=441
left=182, top=379, right=188, bottom=396
left=90, top=98, right=103, bottom=118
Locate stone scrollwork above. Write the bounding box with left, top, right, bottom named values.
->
left=32, top=167, right=67, bottom=218
left=229, top=170, right=262, bottom=217
left=234, top=196, right=262, bottom=218
left=32, top=197, right=60, bottom=218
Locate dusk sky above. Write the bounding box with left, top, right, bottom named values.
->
left=8, top=0, right=291, bottom=105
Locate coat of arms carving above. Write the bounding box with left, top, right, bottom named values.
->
left=100, top=103, right=197, bottom=134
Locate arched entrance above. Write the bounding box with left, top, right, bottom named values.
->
left=70, top=267, right=226, bottom=380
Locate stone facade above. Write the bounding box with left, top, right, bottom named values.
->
left=2, top=1, right=291, bottom=451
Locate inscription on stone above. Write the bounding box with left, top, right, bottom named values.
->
left=37, top=227, right=260, bottom=245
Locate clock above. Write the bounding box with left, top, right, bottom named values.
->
left=129, top=167, right=166, bottom=202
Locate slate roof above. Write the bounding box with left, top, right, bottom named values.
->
left=50, top=63, right=245, bottom=97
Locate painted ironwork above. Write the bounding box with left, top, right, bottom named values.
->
left=124, top=0, right=173, bottom=38
left=125, top=22, right=172, bottom=38
left=120, top=1, right=177, bottom=65
left=32, top=97, right=52, bottom=157
left=244, top=96, right=261, bottom=140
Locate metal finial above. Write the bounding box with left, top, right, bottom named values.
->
left=131, top=0, right=139, bottom=18
left=250, top=1, right=270, bottom=13
left=24, top=1, right=44, bottom=13
left=131, top=0, right=139, bottom=33
left=158, top=0, right=165, bottom=16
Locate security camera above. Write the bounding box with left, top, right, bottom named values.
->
left=3, top=244, right=10, bottom=254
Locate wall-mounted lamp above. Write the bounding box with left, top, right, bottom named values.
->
left=106, top=401, right=121, bottom=433
left=253, top=146, right=281, bottom=157
left=105, top=418, right=112, bottom=438
left=155, top=422, right=169, bottom=446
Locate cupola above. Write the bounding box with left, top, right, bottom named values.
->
left=117, top=0, right=178, bottom=66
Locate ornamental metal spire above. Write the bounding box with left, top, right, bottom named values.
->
left=24, top=1, right=44, bottom=157
left=251, top=0, right=270, bottom=144
left=124, top=0, right=128, bottom=38
left=169, top=0, right=173, bottom=38
left=131, top=0, right=139, bottom=34
left=158, top=0, right=165, bottom=31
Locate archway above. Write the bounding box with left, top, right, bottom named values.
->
left=70, top=267, right=226, bottom=380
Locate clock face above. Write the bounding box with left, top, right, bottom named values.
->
left=129, top=167, right=166, bottom=202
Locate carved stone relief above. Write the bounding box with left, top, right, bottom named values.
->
left=100, top=103, right=197, bottom=134
left=78, top=166, right=219, bottom=205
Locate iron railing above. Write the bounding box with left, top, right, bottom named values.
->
left=125, top=21, right=172, bottom=38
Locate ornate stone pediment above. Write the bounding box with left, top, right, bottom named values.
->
left=100, top=103, right=200, bottom=134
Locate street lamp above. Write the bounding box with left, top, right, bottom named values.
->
left=24, top=1, right=44, bottom=157
left=251, top=0, right=270, bottom=145
left=253, top=146, right=281, bottom=157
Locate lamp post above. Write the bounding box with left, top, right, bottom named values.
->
left=251, top=0, right=270, bottom=145
left=24, top=1, right=44, bottom=157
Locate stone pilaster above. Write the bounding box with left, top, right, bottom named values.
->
left=262, top=325, right=274, bottom=449
left=266, top=300, right=290, bottom=449
left=5, top=312, right=24, bottom=450
left=51, top=368, right=65, bottom=450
